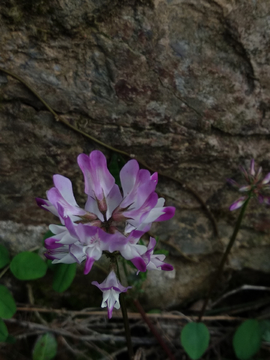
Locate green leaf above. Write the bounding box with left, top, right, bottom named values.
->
left=181, top=322, right=210, bottom=360
left=233, top=319, right=262, bottom=360
left=154, top=249, right=169, bottom=256
left=5, top=335, right=16, bottom=344
left=147, top=309, right=161, bottom=314
left=10, top=252, right=47, bottom=280
left=0, top=285, right=17, bottom=319
left=0, top=318, right=8, bottom=342
left=108, top=153, right=126, bottom=187
left=260, top=320, right=270, bottom=342
left=52, top=263, right=76, bottom=293
left=0, top=245, right=10, bottom=269
left=32, top=332, right=57, bottom=360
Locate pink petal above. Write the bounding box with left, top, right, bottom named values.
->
left=53, top=175, right=78, bottom=206
left=160, top=263, right=174, bottom=271
left=154, top=206, right=176, bottom=222
left=147, top=237, right=156, bottom=252
left=69, top=243, right=85, bottom=263
left=35, top=198, right=58, bottom=217
left=239, top=185, right=251, bottom=192
left=229, top=197, right=246, bottom=211
left=262, top=172, right=270, bottom=185
left=107, top=306, right=113, bottom=319
left=120, top=160, right=139, bottom=197
left=250, top=159, right=255, bottom=176
left=44, top=238, right=62, bottom=249
left=258, top=194, right=264, bottom=204
left=256, top=166, right=262, bottom=180
left=106, top=184, right=122, bottom=219
left=260, top=196, right=270, bottom=205
left=239, top=166, right=249, bottom=182
left=78, top=151, right=115, bottom=200
left=130, top=257, right=147, bottom=272
left=227, top=178, right=239, bottom=187
left=84, top=256, right=95, bottom=274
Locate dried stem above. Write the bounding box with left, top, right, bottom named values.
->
left=133, top=299, right=176, bottom=360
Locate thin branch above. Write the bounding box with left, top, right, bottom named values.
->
left=0, top=265, right=9, bottom=279
left=84, top=341, right=114, bottom=360
left=100, top=347, right=128, bottom=360
left=5, top=319, right=157, bottom=344
left=211, top=284, right=270, bottom=308
left=134, top=300, right=176, bottom=360
left=60, top=336, right=93, bottom=360
left=16, top=306, right=245, bottom=321
left=26, top=283, right=48, bottom=326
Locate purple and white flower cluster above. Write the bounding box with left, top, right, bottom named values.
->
left=37, top=151, right=175, bottom=318
left=228, top=159, right=270, bottom=211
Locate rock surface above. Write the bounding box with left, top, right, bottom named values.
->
left=1, top=0, right=270, bottom=309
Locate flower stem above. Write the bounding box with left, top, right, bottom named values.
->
left=198, top=197, right=250, bottom=322
left=116, top=259, right=134, bottom=360
left=134, top=299, right=176, bottom=360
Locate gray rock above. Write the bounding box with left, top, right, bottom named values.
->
left=1, top=0, right=270, bottom=308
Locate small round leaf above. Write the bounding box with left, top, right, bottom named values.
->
left=0, top=285, right=16, bottom=319
left=181, top=322, right=210, bottom=360
left=10, top=252, right=47, bottom=280
left=33, top=332, right=57, bottom=360
left=233, top=319, right=262, bottom=360
left=0, top=245, right=10, bottom=269
left=0, top=318, right=8, bottom=342
left=52, top=263, right=76, bottom=293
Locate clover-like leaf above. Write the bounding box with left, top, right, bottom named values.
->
left=52, top=263, right=76, bottom=293
left=0, top=285, right=16, bottom=319
left=10, top=252, right=47, bottom=280
left=0, top=319, right=8, bottom=342
left=233, top=319, right=262, bottom=360
left=181, top=322, right=210, bottom=360
left=32, top=332, right=57, bottom=360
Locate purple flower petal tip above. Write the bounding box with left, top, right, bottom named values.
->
left=155, top=206, right=176, bottom=222
left=84, top=257, right=95, bottom=275
left=131, top=257, right=147, bottom=272
left=262, top=172, right=270, bottom=185
left=250, top=159, right=255, bottom=176
left=161, top=263, right=174, bottom=271
left=229, top=197, right=246, bottom=211
left=239, top=185, right=251, bottom=192
left=35, top=198, right=49, bottom=210
left=227, top=179, right=238, bottom=187
left=107, top=307, right=113, bottom=319
left=45, top=238, right=62, bottom=249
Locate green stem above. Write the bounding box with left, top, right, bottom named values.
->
left=122, top=260, right=129, bottom=284
left=0, top=265, right=9, bottom=279
left=116, top=259, right=134, bottom=360
left=198, top=197, right=251, bottom=322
